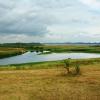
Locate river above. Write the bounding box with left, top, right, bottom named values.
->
left=0, top=52, right=100, bottom=65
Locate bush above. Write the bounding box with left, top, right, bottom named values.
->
left=75, top=62, right=81, bottom=75
left=63, top=59, right=81, bottom=76
left=64, top=58, right=71, bottom=74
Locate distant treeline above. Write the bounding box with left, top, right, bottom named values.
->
left=45, top=42, right=100, bottom=46
left=0, top=43, right=43, bottom=49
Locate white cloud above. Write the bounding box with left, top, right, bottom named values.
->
left=0, top=34, right=44, bottom=43
left=80, top=0, right=100, bottom=9
left=0, top=0, right=100, bottom=43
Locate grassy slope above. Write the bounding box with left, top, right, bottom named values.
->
left=0, top=63, right=100, bottom=100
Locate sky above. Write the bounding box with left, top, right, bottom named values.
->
left=0, top=0, right=100, bottom=43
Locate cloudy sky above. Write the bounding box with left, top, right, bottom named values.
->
left=0, top=0, right=100, bottom=43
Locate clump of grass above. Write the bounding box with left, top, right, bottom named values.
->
left=74, top=62, right=81, bottom=75
left=64, top=58, right=71, bottom=74
left=63, top=59, right=81, bottom=76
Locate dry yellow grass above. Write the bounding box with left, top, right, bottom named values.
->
left=0, top=64, right=100, bottom=100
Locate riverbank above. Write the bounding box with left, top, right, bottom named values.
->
left=0, top=58, right=100, bottom=70
left=0, top=47, right=26, bottom=59
left=43, top=45, right=100, bottom=53
left=0, top=45, right=100, bottom=59
left=0, top=62, right=100, bottom=100
left=0, top=56, right=100, bottom=100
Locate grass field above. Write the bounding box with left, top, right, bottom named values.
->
left=43, top=45, right=100, bottom=53
left=0, top=47, right=26, bottom=58
left=0, top=63, right=100, bottom=100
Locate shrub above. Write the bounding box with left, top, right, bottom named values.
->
left=64, top=58, right=71, bottom=74
left=75, top=62, right=81, bottom=75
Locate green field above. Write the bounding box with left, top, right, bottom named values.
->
left=43, top=45, right=100, bottom=53
left=0, top=47, right=26, bottom=58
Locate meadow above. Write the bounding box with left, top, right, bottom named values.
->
left=0, top=58, right=100, bottom=100
left=43, top=45, right=100, bottom=53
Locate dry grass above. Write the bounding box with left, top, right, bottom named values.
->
left=0, top=64, right=100, bottom=100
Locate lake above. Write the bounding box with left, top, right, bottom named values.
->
left=0, top=52, right=100, bottom=65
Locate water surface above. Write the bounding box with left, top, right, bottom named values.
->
left=0, top=52, right=100, bottom=65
